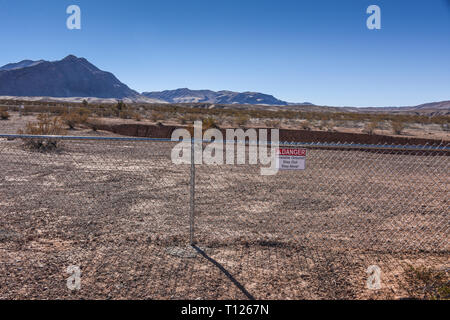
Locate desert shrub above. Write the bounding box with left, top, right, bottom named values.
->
left=202, top=117, right=219, bottom=130
left=314, top=122, right=321, bottom=130
left=184, top=117, right=219, bottom=135
left=4, top=99, right=449, bottom=125
left=111, top=100, right=130, bottom=118
left=316, top=120, right=334, bottom=131
left=115, top=100, right=127, bottom=111
left=402, top=265, right=449, bottom=300
left=325, top=120, right=336, bottom=132
left=18, top=114, right=66, bottom=151
left=62, top=111, right=89, bottom=129
left=235, top=115, right=249, bottom=127
left=150, top=111, right=166, bottom=122
left=178, top=115, right=188, bottom=125
left=98, top=107, right=115, bottom=118
left=299, top=120, right=311, bottom=130
left=119, top=109, right=134, bottom=119
left=391, top=121, right=405, bottom=135
left=133, top=113, right=142, bottom=121
left=77, top=107, right=91, bottom=116
left=364, top=120, right=378, bottom=135
left=86, top=118, right=104, bottom=132
left=185, top=114, right=201, bottom=123
left=0, top=111, right=10, bottom=120
left=265, top=120, right=281, bottom=128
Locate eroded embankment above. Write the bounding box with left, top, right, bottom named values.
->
left=97, top=123, right=448, bottom=146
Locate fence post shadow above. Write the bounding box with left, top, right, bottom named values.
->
left=192, top=245, right=255, bottom=300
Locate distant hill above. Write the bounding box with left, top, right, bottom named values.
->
left=0, top=55, right=447, bottom=114
left=357, top=101, right=450, bottom=116
left=142, top=88, right=290, bottom=106
left=0, top=60, right=45, bottom=71
left=0, top=55, right=139, bottom=99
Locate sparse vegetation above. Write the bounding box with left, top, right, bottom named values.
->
left=86, top=118, right=104, bottom=132
left=150, top=111, right=166, bottom=122
left=1, top=99, right=449, bottom=141
left=236, top=114, right=249, bottom=127
left=265, top=120, right=281, bottom=128
left=2, top=98, right=449, bottom=126
left=324, top=120, right=336, bottom=132
left=403, top=265, right=449, bottom=300
left=133, top=113, right=142, bottom=122
left=62, top=109, right=90, bottom=129
left=17, top=114, right=66, bottom=151
left=202, top=117, right=219, bottom=130
left=0, top=111, right=10, bottom=120
left=299, top=120, right=311, bottom=130
left=118, top=109, right=134, bottom=119
left=364, top=120, right=378, bottom=135
left=177, top=115, right=188, bottom=125
left=391, top=120, right=405, bottom=135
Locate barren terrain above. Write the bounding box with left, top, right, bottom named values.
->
left=0, top=133, right=448, bottom=299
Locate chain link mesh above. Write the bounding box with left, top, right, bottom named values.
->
left=0, top=136, right=448, bottom=299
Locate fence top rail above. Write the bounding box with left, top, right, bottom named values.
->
left=0, top=134, right=449, bottom=152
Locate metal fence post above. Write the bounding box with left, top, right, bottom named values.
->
left=189, top=138, right=195, bottom=245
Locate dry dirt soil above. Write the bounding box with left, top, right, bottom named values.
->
left=0, top=134, right=448, bottom=300
left=0, top=114, right=449, bottom=300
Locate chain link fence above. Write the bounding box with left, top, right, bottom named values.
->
left=0, top=134, right=448, bottom=299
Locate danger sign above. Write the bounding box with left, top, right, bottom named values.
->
left=276, top=148, right=307, bottom=170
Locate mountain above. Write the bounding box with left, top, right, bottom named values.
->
left=356, top=101, right=450, bottom=116
left=0, top=55, right=139, bottom=99
left=142, top=88, right=218, bottom=104
left=142, top=88, right=289, bottom=106
left=0, top=56, right=293, bottom=104
left=0, top=60, right=45, bottom=71
left=412, top=101, right=450, bottom=110
left=396, top=101, right=450, bottom=115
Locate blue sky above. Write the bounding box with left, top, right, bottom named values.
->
left=0, top=0, right=449, bottom=107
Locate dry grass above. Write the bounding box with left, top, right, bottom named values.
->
left=1, top=99, right=449, bottom=141
left=402, top=265, right=449, bottom=300
left=62, top=110, right=89, bottom=129
left=202, top=117, right=219, bottom=130
left=299, top=120, right=312, bottom=130
left=17, top=114, right=66, bottom=151
left=0, top=111, right=10, bottom=120
left=265, top=120, right=281, bottom=128
left=2, top=98, right=449, bottom=126
left=391, top=121, right=405, bottom=135
left=86, top=118, right=105, bottom=132
left=150, top=111, right=167, bottom=122
left=364, top=121, right=378, bottom=135
left=324, top=120, right=336, bottom=132
left=235, top=114, right=249, bottom=127
left=0, top=140, right=447, bottom=299
left=133, top=113, right=142, bottom=122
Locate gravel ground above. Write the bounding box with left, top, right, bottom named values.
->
left=0, top=138, right=448, bottom=299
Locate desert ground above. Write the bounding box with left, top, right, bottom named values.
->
left=0, top=121, right=448, bottom=299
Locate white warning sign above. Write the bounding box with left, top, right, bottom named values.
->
left=276, top=148, right=307, bottom=170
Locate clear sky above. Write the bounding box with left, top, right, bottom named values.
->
left=0, top=0, right=449, bottom=107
